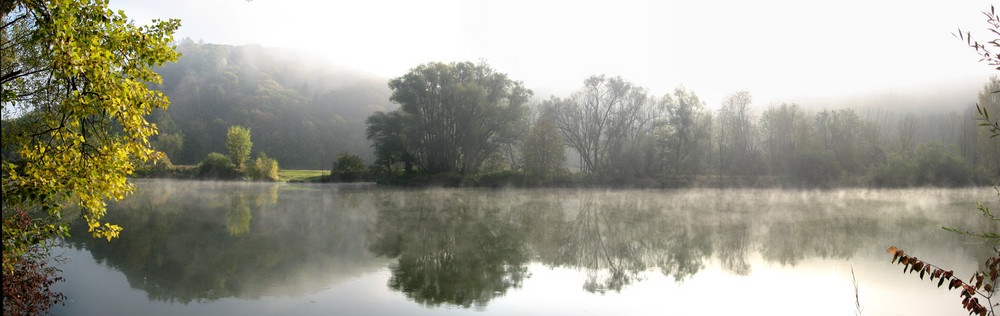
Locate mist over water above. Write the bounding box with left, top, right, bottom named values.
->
left=51, top=180, right=997, bottom=315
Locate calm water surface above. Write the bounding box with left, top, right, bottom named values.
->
left=50, top=179, right=998, bottom=315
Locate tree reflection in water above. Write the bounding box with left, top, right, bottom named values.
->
left=226, top=193, right=252, bottom=235
left=62, top=181, right=380, bottom=304
left=540, top=194, right=712, bottom=293
left=58, top=182, right=996, bottom=309
left=368, top=191, right=530, bottom=309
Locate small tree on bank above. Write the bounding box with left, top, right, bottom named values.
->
left=331, top=153, right=367, bottom=182
left=247, top=152, right=279, bottom=181
left=226, top=126, right=252, bottom=169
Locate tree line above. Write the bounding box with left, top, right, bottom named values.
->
left=148, top=40, right=391, bottom=169
left=367, top=61, right=999, bottom=187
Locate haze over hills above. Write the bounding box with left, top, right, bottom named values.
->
left=153, top=40, right=393, bottom=169
left=151, top=39, right=996, bottom=172
left=776, top=76, right=988, bottom=114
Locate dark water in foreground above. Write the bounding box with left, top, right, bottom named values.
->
left=51, top=180, right=998, bottom=315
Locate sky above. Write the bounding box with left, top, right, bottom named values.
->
left=110, top=0, right=997, bottom=109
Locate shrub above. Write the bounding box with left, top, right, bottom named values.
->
left=870, top=153, right=917, bottom=187
left=198, top=152, right=237, bottom=179
left=913, top=142, right=975, bottom=186
left=247, top=152, right=279, bottom=181
left=331, top=153, right=368, bottom=182
left=789, top=148, right=841, bottom=187
left=475, top=169, right=526, bottom=187
left=133, top=154, right=175, bottom=178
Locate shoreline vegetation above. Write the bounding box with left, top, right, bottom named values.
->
left=132, top=163, right=990, bottom=189
left=133, top=163, right=329, bottom=183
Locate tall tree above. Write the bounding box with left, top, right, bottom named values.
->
left=385, top=61, right=531, bottom=175
left=549, top=75, right=654, bottom=174
left=717, top=91, right=763, bottom=175
left=760, top=103, right=815, bottom=176
left=226, top=125, right=252, bottom=169
left=813, top=108, right=883, bottom=176
left=521, top=116, right=565, bottom=182
left=2, top=0, right=180, bottom=251
left=896, top=113, right=917, bottom=155
left=659, top=86, right=710, bottom=175
left=366, top=110, right=415, bottom=173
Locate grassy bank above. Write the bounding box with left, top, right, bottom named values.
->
left=134, top=162, right=329, bottom=183
left=277, top=169, right=327, bottom=183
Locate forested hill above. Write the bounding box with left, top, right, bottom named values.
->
left=151, top=39, right=392, bottom=169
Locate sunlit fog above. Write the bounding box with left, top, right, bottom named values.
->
left=112, top=0, right=993, bottom=106
left=3, top=1, right=999, bottom=315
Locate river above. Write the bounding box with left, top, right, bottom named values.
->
left=50, top=179, right=998, bottom=315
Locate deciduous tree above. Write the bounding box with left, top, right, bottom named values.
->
left=521, top=117, right=565, bottom=182
left=659, top=86, right=710, bottom=175
left=549, top=75, right=654, bottom=174
left=383, top=61, right=530, bottom=175
left=226, top=125, right=252, bottom=169
left=1, top=0, right=180, bottom=260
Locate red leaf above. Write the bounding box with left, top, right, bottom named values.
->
left=950, top=279, right=963, bottom=290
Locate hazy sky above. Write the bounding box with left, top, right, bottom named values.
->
left=111, top=0, right=996, bottom=107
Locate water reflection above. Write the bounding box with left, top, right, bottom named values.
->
left=367, top=191, right=530, bottom=309
left=536, top=196, right=712, bottom=293
left=62, top=180, right=381, bottom=304
left=58, top=182, right=998, bottom=311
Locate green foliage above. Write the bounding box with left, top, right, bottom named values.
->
left=367, top=192, right=529, bottom=307
left=477, top=169, right=527, bottom=187
left=246, top=152, right=279, bottom=181
left=662, top=87, right=712, bottom=175
left=788, top=148, right=841, bottom=187
left=761, top=103, right=813, bottom=176
left=226, top=125, right=252, bottom=169
left=943, top=186, right=1000, bottom=242
left=976, top=78, right=1000, bottom=177
left=154, top=41, right=390, bottom=169
left=132, top=154, right=175, bottom=178
left=521, top=118, right=564, bottom=183
left=276, top=169, right=327, bottom=182
left=717, top=90, right=763, bottom=176
left=913, top=142, right=975, bottom=186
left=814, top=108, right=884, bottom=175
left=153, top=133, right=184, bottom=160
left=887, top=8, right=1000, bottom=316
left=366, top=110, right=415, bottom=174
left=330, top=153, right=367, bottom=182
left=870, top=153, right=917, bottom=187
left=384, top=61, right=531, bottom=174
left=149, top=108, right=184, bottom=159
left=871, top=142, right=975, bottom=187
left=198, top=152, right=237, bottom=179
left=1, top=0, right=180, bottom=271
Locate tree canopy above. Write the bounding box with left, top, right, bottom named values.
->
left=378, top=61, right=531, bottom=175
left=152, top=41, right=391, bottom=169
left=226, top=125, right=252, bottom=169
left=1, top=0, right=180, bottom=254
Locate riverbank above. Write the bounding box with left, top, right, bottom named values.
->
left=133, top=163, right=991, bottom=189
left=132, top=164, right=328, bottom=183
